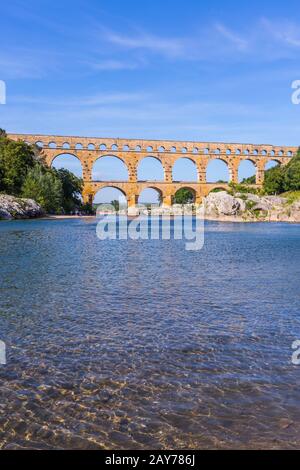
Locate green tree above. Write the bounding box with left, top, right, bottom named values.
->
left=111, top=200, right=120, bottom=212
left=283, top=151, right=300, bottom=191
left=22, top=166, right=63, bottom=213
left=81, top=202, right=96, bottom=215
left=263, top=165, right=285, bottom=194
left=0, top=136, right=37, bottom=195
left=242, top=175, right=256, bottom=184
left=54, top=168, right=83, bottom=213
left=174, top=188, right=194, bottom=204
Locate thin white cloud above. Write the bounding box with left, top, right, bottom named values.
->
left=11, top=92, right=149, bottom=107
left=101, top=29, right=187, bottom=59
left=89, top=59, right=138, bottom=71
left=261, top=18, right=300, bottom=48
left=215, top=23, right=248, bottom=50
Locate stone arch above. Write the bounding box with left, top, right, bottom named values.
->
left=238, top=159, right=257, bottom=183
left=174, top=186, right=196, bottom=204
left=137, top=156, right=164, bottom=181
left=93, top=186, right=128, bottom=206
left=172, top=157, right=198, bottom=182
left=138, top=186, right=163, bottom=205
left=62, top=142, right=71, bottom=149
left=208, top=186, right=228, bottom=194
left=206, top=158, right=230, bottom=183
left=51, top=152, right=83, bottom=178
left=265, top=159, right=281, bottom=171
left=35, top=140, right=44, bottom=148
left=92, top=155, right=129, bottom=181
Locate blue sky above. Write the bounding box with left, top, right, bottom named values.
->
left=1, top=0, right=300, bottom=202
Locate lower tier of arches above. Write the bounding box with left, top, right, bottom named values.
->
left=82, top=181, right=260, bottom=207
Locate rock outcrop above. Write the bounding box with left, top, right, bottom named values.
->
left=0, top=195, right=44, bottom=220
left=202, top=191, right=300, bottom=223
left=203, top=192, right=246, bottom=216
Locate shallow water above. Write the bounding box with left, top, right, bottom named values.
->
left=0, top=218, right=300, bottom=449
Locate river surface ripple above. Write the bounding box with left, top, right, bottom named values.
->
left=0, top=218, right=300, bottom=449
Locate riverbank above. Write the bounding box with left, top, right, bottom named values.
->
left=2, top=192, right=300, bottom=223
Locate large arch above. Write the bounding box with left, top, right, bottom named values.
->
left=92, top=156, right=129, bottom=182
left=138, top=187, right=162, bottom=205
left=174, top=187, right=196, bottom=204
left=208, top=186, right=228, bottom=194
left=265, top=160, right=281, bottom=171
left=93, top=186, right=127, bottom=208
left=51, top=153, right=83, bottom=178
left=172, top=158, right=198, bottom=182
left=206, top=159, right=230, bottom=183
left=238, top=159, right=257, bottom=183
left=137, top=157, right=164, bottom=181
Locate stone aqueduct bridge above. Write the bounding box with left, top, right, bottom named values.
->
left=8, top=134, right=297, bottom=207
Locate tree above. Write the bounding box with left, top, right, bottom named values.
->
left=263, top=165, right=285, bottom=194
left=262, top=149, right=300, bottom=194
left=54, top=168, right=83, bottom=213
left=111, top=200, right=120, bottom=212
left=81, top=202, right=96, bottom=215
left=22, top=166, right=63, bottom=213
left=242, top=175, right=256, bottom=184
left=283, top=151, right=300, bottom=191
left=0, top=136, right=36, bottom=195
left=174, top=188, right=194, bottom=204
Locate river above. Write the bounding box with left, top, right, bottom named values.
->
left=0, top=218, right=300, bottom=449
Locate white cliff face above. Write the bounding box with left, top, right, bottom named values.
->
left=0, top=195, right=44, bottom=219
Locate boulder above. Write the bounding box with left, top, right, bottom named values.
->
left=0, top=195, right=44, bottom=220
left=204, top=191, right=245, bottom=216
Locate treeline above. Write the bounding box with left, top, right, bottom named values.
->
left=243, top=148, right=300, bottom=194
left=0, top=129, right=87, bottom=214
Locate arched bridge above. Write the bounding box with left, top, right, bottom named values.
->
left=8, top=133, right=297, bottom=207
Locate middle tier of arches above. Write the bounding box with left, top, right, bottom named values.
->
left=47, top=152, right=283, bottom=185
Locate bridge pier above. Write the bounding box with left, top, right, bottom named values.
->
left=162, top=194, right=173, bottom=207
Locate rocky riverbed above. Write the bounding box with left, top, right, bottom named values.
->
left=0, top=194, right=44, bottom=220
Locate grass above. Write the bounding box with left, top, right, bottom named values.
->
left=281, top=191, right=300, bottom=205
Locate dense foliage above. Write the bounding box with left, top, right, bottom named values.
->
left=263, top=149, right=300, bottom=194
left=0, top=130, right=83, bottom=213
left=239, top=149, right=300, bottom=195
left=174, top=188, right=194, bottom=204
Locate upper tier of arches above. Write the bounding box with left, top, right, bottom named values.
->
left=9, top=133, right=296, bottom=158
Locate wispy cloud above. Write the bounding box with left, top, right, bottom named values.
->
left=214, top=23, right=248, bottom=50
left=10, top=92, right=149, bottom=107
left=88, top=59, right=139, bottom=71
left=261, top=18, right=300, bottom=48
left=101, top=28, right=187, bottom=59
